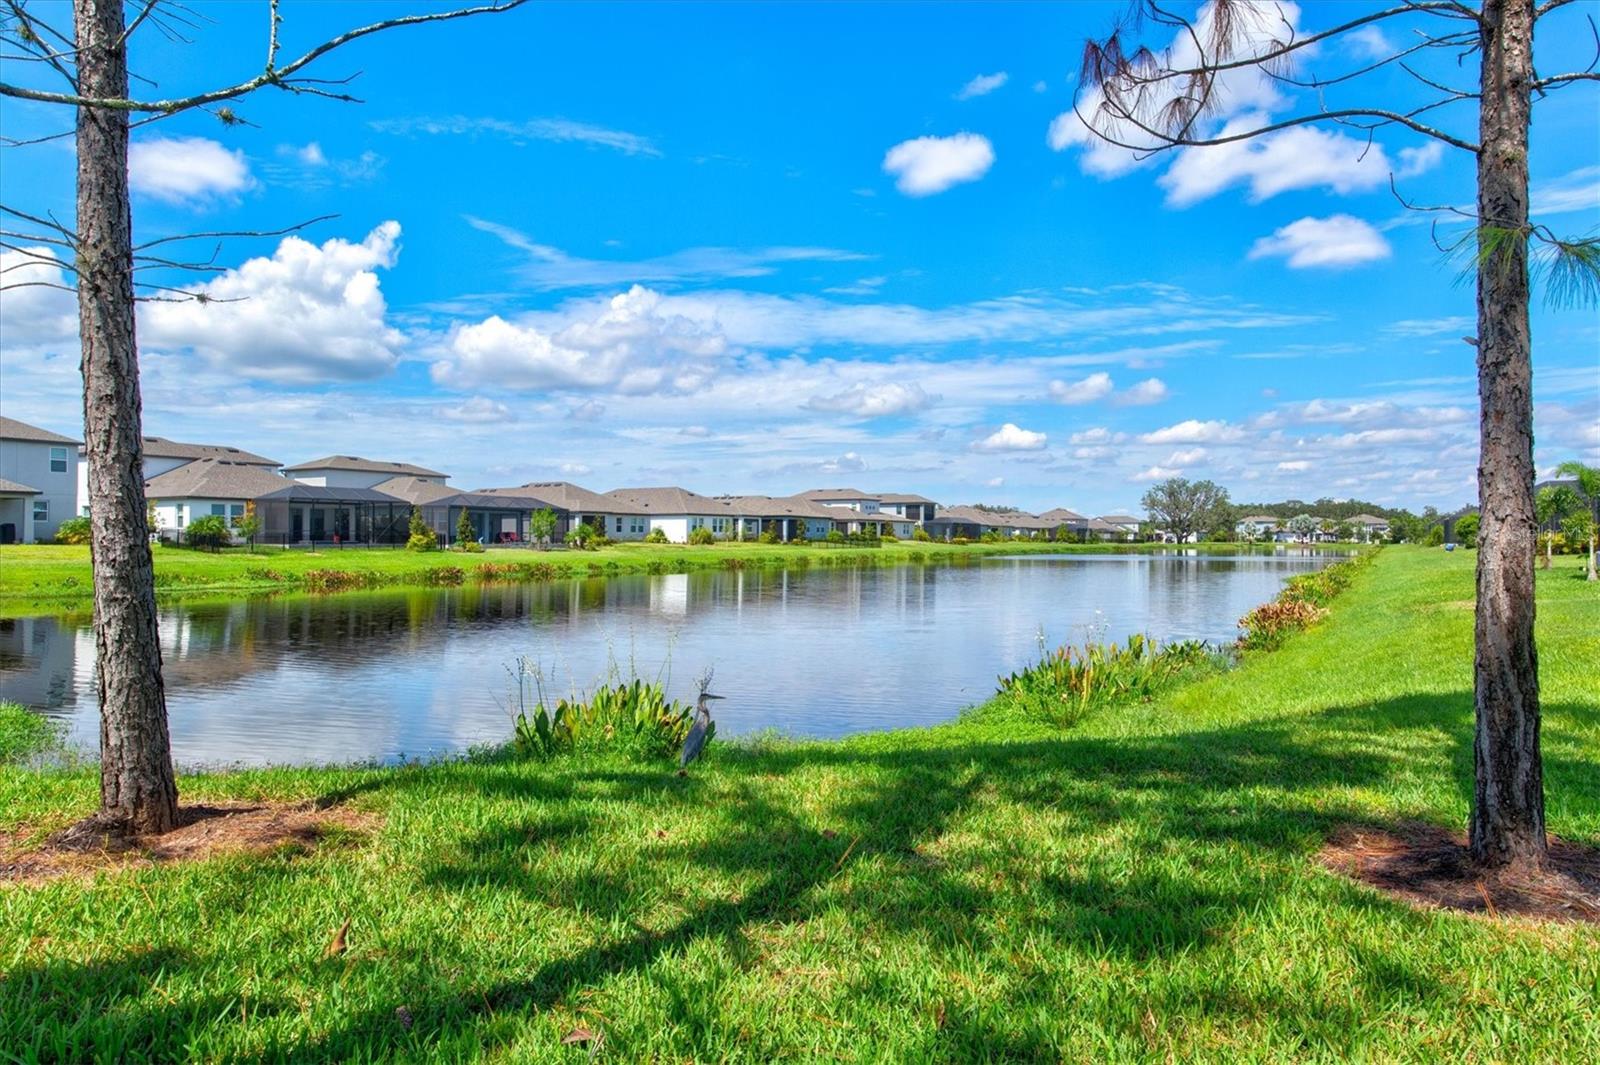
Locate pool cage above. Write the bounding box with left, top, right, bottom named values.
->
left=253, top=485, right=414, bottom=546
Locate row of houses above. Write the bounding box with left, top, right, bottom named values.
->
left=1234, top=513, right=1391, bottom=543
left=1, top=416, right=1142, bottom=546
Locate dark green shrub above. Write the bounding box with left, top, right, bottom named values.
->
left=912, top=527, right=932, bottom=542
left=54, top=516, right=92, bottom=545
left=186, top=514, right=230, bottom=551
left=644, top=527, right=669, bottom=544
left=406, top=507, right=438, bottom=552
left=688, top=526, right=716, bottom=546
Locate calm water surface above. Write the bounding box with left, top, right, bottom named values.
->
left=1, top=551, right=1338, bottom=766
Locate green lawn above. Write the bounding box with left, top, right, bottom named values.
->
left=1, top=548, right=1596, bottom=1061
left=0, top=538, right=1307, bottom=615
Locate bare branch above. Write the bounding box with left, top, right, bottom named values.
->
left=1263, top=30, right=1475, bottom=92
left=1536, top=0, right=1586, bottom=17
left=132, top=214, right=337, bottom=252
left=1534, top=71, right=1600, bottom=89
left=0, top=1, right=528, bottom=113
left=1083, top=94, right=1481, bottom=155
left=2, top=0, right=78, bottom=89
left=0, top=203, right=76, bottom=239
left=1085, top=2, right=1480, bottom=93
left=0, top=279, right=75, bottom=293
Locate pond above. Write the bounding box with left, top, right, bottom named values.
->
left=1, top=550, right=1341, bottom=767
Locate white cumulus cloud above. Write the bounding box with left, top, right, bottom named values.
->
left=128, top=136, right=253, bottom=204
left=1049, top=371, right=1114, bottom=405
left=883, top=133, right=995, bottom=196
left=434, top=284, right=727, bottom=393
left=1139, top=419, right=1244, bottom=445
left=141, top=221, right=403, bottom=382
left=1114, top=377, right=1170, bottom=405
left=956, top=72, right=1009, bottom=100
left=1248, top=215, right=1391, bottom=269
left=973, top=423, right=1047, bottom=452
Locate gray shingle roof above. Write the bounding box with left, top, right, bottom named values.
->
left=372, top=476, right=460, bottom=506
left=604, top=486, right=735, bottom=515
left=1097, top=514, right=1141, bottom=525
left=0, top=476, right=41, bottom=495
left=1038, top=507, right=1087, bottom=522
left=144, top=459, right=295, bottom=500
left=718, top=495, right=846, bottom=521
left=282, top=455, right=447, bottom=478
left=134, top=436, right=280, bottom=466
left=0, top=416, right=80, bottom=445
left=799, top=487, right=875, bottom=502
left=476, top=481, right=645, bottom=515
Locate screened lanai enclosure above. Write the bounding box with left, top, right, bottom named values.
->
left=414, top=492, right=571, bottom=546
left=254, top=485, right=414, bottom=545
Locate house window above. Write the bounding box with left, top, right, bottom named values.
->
left=690, top=518, right=704, bottom=530
left=49, top=446, right=67, bottom=473
left=230, top=504, right=245, bottom=519
left=711, top=517, right=729, bottom=534
left=33, top=499, right=48, bottom=522
left=615, top=517, right=623, bottom=533
left=630, top=517, right=645, bottom=534
left=211, top=503, right=227, bottom=516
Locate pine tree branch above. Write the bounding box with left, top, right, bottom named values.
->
left=0, top=0, right=528, bottom=113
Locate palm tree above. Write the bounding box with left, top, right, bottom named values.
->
left=1535, top=485, right=1579, bottom=569
left=1555, top=462, right=1600, bottom=581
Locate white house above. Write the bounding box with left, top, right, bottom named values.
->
left=0, top=416, right=80, bottom=543
left=798, top=488, right=930, bottom=537
left=1347, top=513, right=1391, bottom=542
left=720, top=495, right=847, bottom=540
left=144, top=459, right=296, bottom=538
left=1039, top=507, right=1090, bottom=537
left=1235, top=514, right=1280, bottom=540
left=282, top=455, right=448, bottom=489
left=77, top=435, right=280, bottom=518
left=603, top=486, right=743, bottom=542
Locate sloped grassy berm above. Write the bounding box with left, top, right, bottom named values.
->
left=1, top=548, right=1596, bottom=1061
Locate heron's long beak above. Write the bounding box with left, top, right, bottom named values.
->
left=701, top=693, right=726, bottom=701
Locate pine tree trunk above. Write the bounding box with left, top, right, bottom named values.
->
left=75, top=0, right=178, bottom=834
left=1468, top=0, right=1544, bottom=871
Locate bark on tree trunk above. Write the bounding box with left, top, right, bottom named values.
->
left=75, top=0, right=178, bottom=834
left=1468, top=0, right=1544, bottom=871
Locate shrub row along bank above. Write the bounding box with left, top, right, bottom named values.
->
left=1239, top=550, right=1375, bottom=650
left=994, top=550, right=1377, bottom=728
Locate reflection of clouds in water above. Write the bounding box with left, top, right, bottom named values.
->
left=7, top=551, right=1334, bottom=766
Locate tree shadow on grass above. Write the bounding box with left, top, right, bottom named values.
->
left=7, top=692, right=1597, bottom=1060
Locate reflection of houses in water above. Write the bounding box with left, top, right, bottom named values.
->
left=0, top=615, right=93, bottom=711
left=3, top=564, right=957, bottom=723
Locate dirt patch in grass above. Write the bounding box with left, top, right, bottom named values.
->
left=1322, top=821, right=1600, bottom=924
left=0, top=801, right=379, bottom=885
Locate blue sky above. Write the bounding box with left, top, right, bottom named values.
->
left=2, top=0, right=1596, bottom=514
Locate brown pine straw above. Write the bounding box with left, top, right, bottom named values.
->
left=1321, top=821, right=1600, bottom=924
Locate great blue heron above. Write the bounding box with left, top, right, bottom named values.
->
left=679, top=685, right=723, bottom=768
